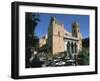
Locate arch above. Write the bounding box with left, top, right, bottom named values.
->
left=67, top=41, right=70, bottom=53
left=71, top=42, right=74, bottom=53
left=74, top=43, right=77, bottom=53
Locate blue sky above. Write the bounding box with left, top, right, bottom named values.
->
left=34, top=13, right=89, bottom=39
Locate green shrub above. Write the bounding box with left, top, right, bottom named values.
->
left=77, top=48, right=89, bottom=65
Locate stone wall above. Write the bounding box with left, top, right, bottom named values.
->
left=52, top=23, right=65, bottom=54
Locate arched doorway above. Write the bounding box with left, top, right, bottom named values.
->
left=67, top=41, right=70, bottom=53
left=71, top=42, right=74, bottom=53
left=74, top=43, right=77, bottom=53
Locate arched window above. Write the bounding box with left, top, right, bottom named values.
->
left=78, top=29, right=79, bottom=32
left=58, top=31, right=60, bottom=36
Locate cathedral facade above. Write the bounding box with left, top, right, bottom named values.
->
left=39, top=16, right=83, bottom=56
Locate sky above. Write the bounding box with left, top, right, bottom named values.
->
left=34, top=13, right=89, bottom=39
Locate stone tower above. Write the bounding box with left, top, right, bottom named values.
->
left=72, top=22, right=82, bottom=52
left=72, top=22, right=80, bottom=38
left=47, top=16, right=65, bottom=55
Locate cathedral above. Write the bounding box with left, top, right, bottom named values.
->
left=39, top=16, right=83, bottom=56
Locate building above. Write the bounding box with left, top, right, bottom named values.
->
left=39, top=16, right=82, bottom=56
left=39, top=34, right=47, bottom=48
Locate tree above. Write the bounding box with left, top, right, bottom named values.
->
left=25, top=13, right=40, bottom=68
left=77, top=48, right=89, bottom=65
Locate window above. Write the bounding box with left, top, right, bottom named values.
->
left=78, top=29, right=79, bottom=32
left=73, top=29, right=75, bottom=33
left=58, top=31, right=60, bottom=36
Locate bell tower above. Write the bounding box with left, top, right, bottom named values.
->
left=72, top=22, right=80, bottom=38
left=72, top=21, right=82, bottom=52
